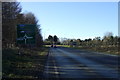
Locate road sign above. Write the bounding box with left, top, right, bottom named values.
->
left=17, top=24, right=36, bottom=44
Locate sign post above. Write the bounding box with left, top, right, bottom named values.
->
left=17, top=24, right=36, bottom=45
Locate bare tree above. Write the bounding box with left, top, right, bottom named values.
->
left=2, top=2, right=22, bottom=48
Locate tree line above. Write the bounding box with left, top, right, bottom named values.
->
left=44, top=35, right=60, bottom=45
left=2, top=2, right=43, bottom=48
left=61, top=32, right=120, bottom=54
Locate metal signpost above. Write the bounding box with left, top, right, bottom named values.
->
left=17, top=24, right=36, bottom=45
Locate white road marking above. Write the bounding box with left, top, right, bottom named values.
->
left=51, top=49, right=59, bottom=78
left=44, top=48, right=59, bottom=78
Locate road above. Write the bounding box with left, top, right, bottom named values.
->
left=43, top=47, right=119, bottom=79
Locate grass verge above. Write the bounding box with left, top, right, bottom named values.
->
left=61, top=45, right=120, bottom=55
left=2, top=47, right=49, bottom=79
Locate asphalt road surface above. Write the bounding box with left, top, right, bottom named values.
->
left=43, top=47, right=119, bottom=79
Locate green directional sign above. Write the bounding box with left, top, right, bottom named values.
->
left=17, top=24, right=36, bottom=44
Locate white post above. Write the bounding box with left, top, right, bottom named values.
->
left=25, top=38, right=27, bottom=45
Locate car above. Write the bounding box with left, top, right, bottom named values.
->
left=51, top=45, right=53, bottom=47
left=54, top=45, right=57, bottom=48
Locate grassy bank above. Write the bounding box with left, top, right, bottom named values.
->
left=2, top=47, right=49, bottom=79
left=75, top=46, right=119, bottom=55
left=61, top=45, right=119, bottom=55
